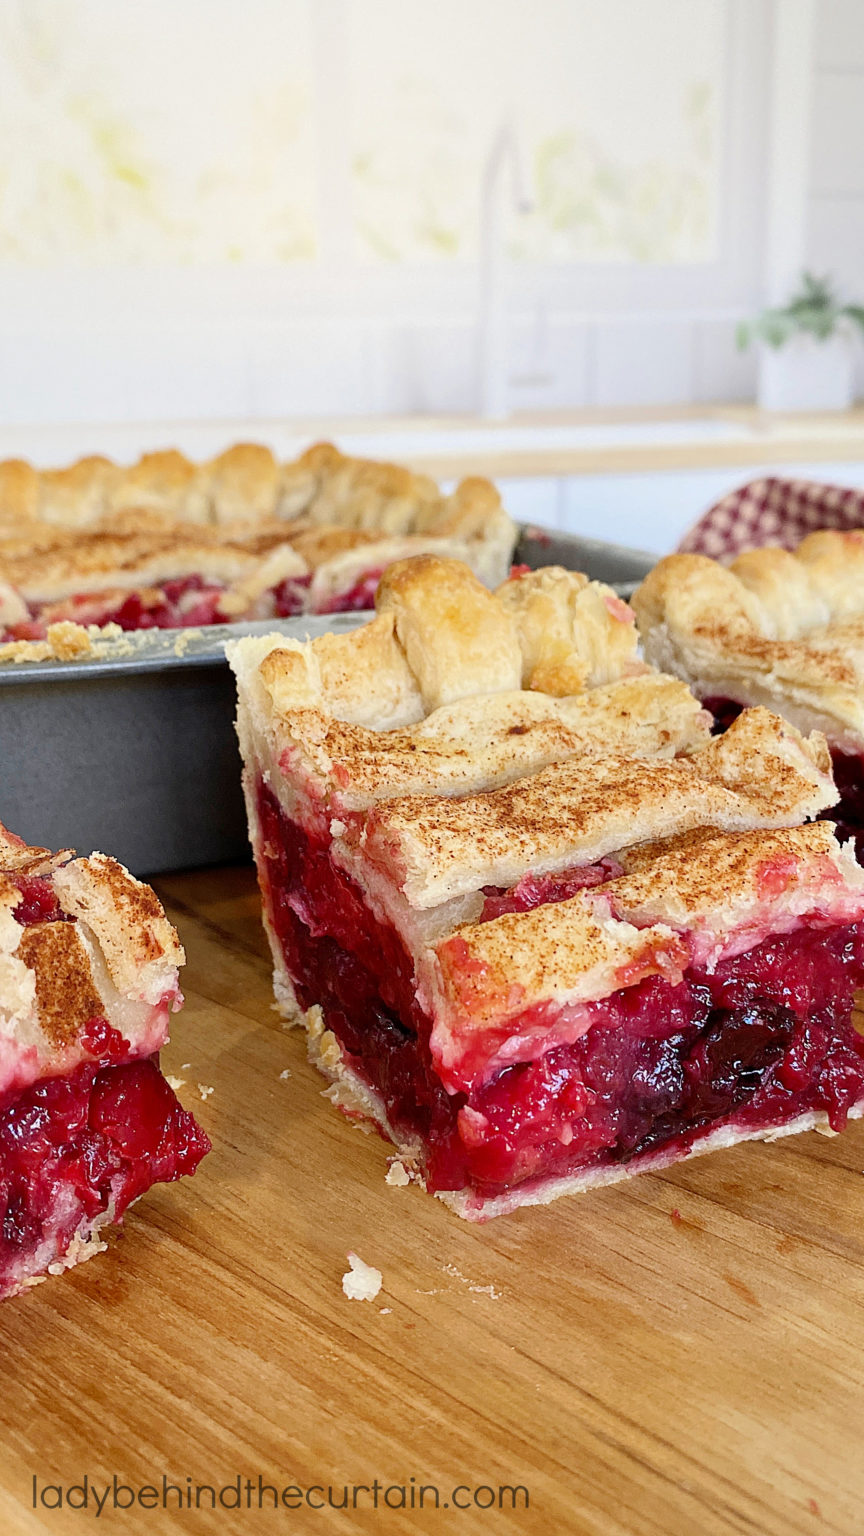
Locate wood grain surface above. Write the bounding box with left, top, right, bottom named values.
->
left=1, top=863, right=863, bottom=1536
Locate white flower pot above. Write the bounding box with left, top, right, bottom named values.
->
left=757, top=332, right=856, bottom=412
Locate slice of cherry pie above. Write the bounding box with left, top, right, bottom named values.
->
left=0, top=824, right=210, bottom=1297
left=229, top=555, right=864, bottom=1218
left=633, top=532, right=864, bottom=859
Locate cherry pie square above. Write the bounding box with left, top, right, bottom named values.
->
left=0, top=825, right=209, bottom=1297
left=633, top=532, right=864, bottom=860
left=229, top=556, right=864, bottom=1218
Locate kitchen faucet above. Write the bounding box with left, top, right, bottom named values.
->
left=477, top=119, right=535, bottom=420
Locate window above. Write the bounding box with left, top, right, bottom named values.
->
left=348, top=0, right=723, bottom=266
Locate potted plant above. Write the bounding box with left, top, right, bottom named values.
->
left=737, top=271, right=864, bottom=412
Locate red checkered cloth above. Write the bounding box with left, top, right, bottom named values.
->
left=678, top=477, right=864, bottom=561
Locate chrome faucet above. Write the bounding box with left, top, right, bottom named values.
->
left=477, top=120, right=535, bottom=420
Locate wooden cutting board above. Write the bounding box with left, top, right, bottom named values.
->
left=1, top=863, right=863, bottom=1536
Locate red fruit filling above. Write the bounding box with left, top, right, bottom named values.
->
left=2, top=619, right=47, bottom=642
left=0, top=1053, right=209, bottom=1297
left=71, top=575, right=230, bottom=631
left=255, top=781, right=864, bottom=1198
left=9, top=874, right=68, bottom=926
left=704, top=695, right=864, bottom=863
left=317, top=568, right=386, bottom=615
left=2, top=576, right=231, bottom=640
left=1, top=561, right=420, bottom=641
left=272, top=574, right=312, bottom=617
left=479, top=861, right=624, bottom=922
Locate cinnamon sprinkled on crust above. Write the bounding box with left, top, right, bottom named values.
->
left=0, top=822, right=184, bottom=1084
left=633, top=534, right=864, bottom=749
left=359, top=710, right=835, bottom=907
left=16, top=924, right=104, bottom=1047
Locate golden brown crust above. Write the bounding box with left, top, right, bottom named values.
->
left=435, top=893, right=687, bottom=1029
left=106, top=449, right=209, bottom=523
left=376, top=556, right=523, bottom=712
left=0, top=443, right=517, bottom=645
left=240, top=557, right=676, bottom=734
left=0, top=520, right=285, bottom=603
left=0, top=438, right=512, bottom=547
left=415, top=476, right=500, bottom=538
left=204, top=443, right=281, bottom=526
left=260, top=611, right=424, bottom=729
left=286, top=525, right=382, bottom=566
left=229, top=559, right=712, bottom=827
left=497, top=564, right=643, bottom=694
left=0, top=458, right=40, bottom=527
left=37, top=456, right=117, bottom=528
left=633, top=534, right=864, bottom=750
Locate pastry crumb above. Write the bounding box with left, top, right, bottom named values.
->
left=443, top=1262, right=501, bottom=1299
left=181, top=1062, right=191, bottom=1069
left=342, top=1252, right=383, bottom=1302
left=385, top=1159, right=411, bottom=1187
left=165, top=1075, right=186, bottom=1091
left=45, top=621, right=95, bottom=659
left=379, top=1307, right=392, bottom=1315
left=279, top=1068, right=292, bottom=1080
left=173, top=629, right=201, bottom=656
left=197, top=1083, right=215, bottom=1101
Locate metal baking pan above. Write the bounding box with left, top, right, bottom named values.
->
left=0, top=528, right=656, bottom=875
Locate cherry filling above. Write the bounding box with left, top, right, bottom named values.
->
left=479, top=861, right=624, bottom=922
left=65, top=575, right=230, bottom=631
left=824, top=749, right=864, bottom=863
left=1, top=567, right=395, bottom=640
left=704, top=695, right=864, bottom=863
left=255, top=782, right=864, bottom=1199
left=317, top=568, right=386, bottom=615
left=272, top=574, right=312, bottom=617
left=0, top=1053, right=210, bottom=1297
left=9, top=874, right=67, bottom=926
left=1, top=576, right=231, bottom=642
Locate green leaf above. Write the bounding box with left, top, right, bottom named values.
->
left=762, top=312, right=794, bottom=347
left=841, top=304, right=864, bottom=334
left=740, top=269, right=864, bottom=349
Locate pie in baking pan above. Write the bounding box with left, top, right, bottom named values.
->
left=0, top=441, right=516, bottom=645
left=228, top=556, right=864, bottom=1218
left=632, top=531, right=864, bottom=859
left=0, top=824, right=209, bottom=1298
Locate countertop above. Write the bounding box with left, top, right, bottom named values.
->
left=2, top=864, right=863, bottom=1535
left=3, top=404, right=864, bottom=485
